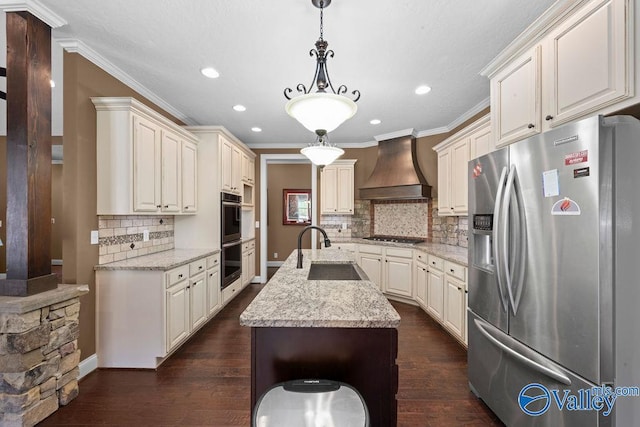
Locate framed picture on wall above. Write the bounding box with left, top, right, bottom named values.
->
left=283, top=189, right=311, bottom=225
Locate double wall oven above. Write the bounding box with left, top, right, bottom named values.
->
left=221, top=192, right=242, bottom=288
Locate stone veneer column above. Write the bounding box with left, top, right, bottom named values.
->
left=0, top=285, right=88, bottom=426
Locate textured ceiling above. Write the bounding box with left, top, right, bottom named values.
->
left=37, top=0, right=556, bottom=147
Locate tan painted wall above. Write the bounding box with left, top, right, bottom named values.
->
left=62, top=52, right=184, bottom=361
left=266, top=164, right=312, bottom=261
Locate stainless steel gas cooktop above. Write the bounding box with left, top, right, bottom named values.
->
left=363, top=237, right=425, bottom=244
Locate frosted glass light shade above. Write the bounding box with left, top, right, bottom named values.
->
left=286, top=92, right=357, bottom=133
left=301, top=145, right=345, bottom=166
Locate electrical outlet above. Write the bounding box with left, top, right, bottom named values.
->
left=90, top=230, right=99, bottom=245
left=143, top=229, right=150, bottom=242
left=255, top=221, right=260, bottom=229
left=342, top=222, right=348, bottom=230
left=274, top=252, right=278, bottom=259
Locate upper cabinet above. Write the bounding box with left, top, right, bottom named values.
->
left=320, top=159, right=356, bottom=215
left=221, top=136, right=242, bottom=196
left=484, top=0, right=634, bottom=148
left=434, top=114, right=491, bottom=216
left=242, top=152, right=255, bottom=185
left=93, top=97, right=198, bottom=215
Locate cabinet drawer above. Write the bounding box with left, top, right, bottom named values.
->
left=166, top=265, right=189, bottom=288
left=206, top=254, right=220, bottom=270
left=414, top=251, right=427, bottom=264
left=243, top=240, right=256, bottom=252
left=386, top=247, right=412, bottom=259
left=189, top=258, right=206, bottom=276
left=427, top=255, right=444, bottom=272
left=445, top=261, right=466, bottom=282
left=222, top=280, right=241, bottom=304
left=358, top=244, right=383, bottom=255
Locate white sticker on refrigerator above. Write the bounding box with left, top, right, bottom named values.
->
left=551, top=198, right=581, bottom=215
left=542, top=169, right=560, bottom=197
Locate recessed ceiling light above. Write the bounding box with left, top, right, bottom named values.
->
left=233, top=105, right=246, bottom=112
left=251, top=127, right=262, bottom=132
left=370, top=119, right=381, bottom=125
left=415, top=85, right=431, bottom=95
left=50, top=79, right=55, bottom=88
left=200, top=67, right=220, bottom=79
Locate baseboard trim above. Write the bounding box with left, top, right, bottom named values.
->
left=51, top=259, right=63, bottom=266
left=79, top=353, right=98, bottom=379
left=267, top=261, right=284, bottom=267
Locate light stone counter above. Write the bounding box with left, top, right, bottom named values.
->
left=94, top=248, right=219, bottom=271
left=240, top=249, right=401, bottom=328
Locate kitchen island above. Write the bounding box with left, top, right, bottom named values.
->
left=240, top=249, right=400, bottom=426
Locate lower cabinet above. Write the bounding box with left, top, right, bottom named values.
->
left=242, top=239, right=256, bottom=286
left=96, top=251, right=227, bottom=369
left=414, top=259, right=428, bottom=309
left=357, top=245, right=383, bottom=291
left=355, top=244, right=468, bottom=347
left=384, top=248, right=413, bottom=298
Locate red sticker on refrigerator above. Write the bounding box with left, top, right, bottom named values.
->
left=564, top=150, right=588, bottom=165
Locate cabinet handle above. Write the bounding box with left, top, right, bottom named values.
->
left=457, top=286, right=462, bottom=290
left=450, top=269, right=455, bottom=273
left=422, top=268, right=426, bottom=271
left=209, top=273, right=213, bottom=277
left=164, top=205, right=169, bottom=208
left=527, top=123, right=535, bottom=129
left=156, top=205, right=161, bottom=209
left=199, top=266, right=203, bottom=270
left=545, top=115, right=554, bottom=121
left=178, top=274, right=183, bottom=279
left=184, top=206, right=189, bottom=210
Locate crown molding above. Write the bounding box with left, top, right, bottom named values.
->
left=0, top=0, right=67, bottom=27
left=374, top=128, right=417, bottom=142
left=480, top=0, right=589, bottom=78
left=57, top=38, right=198, bottom=126
left=443, top=97, right=491, bottom=132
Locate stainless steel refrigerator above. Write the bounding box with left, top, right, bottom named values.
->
left=468, top=115, right=640, bottom=426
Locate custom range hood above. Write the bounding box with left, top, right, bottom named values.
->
left=359, top=131, right=431, bottom=200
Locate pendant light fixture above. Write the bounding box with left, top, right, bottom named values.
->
left=300, top=130, right=345, bottom=166
left=284, top=0, right=359, bottom=165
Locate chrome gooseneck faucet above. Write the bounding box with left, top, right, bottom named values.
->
left=297, top=225, right=331, bottom=268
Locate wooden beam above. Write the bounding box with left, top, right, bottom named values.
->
left=0, top=11, right=57, bottom=296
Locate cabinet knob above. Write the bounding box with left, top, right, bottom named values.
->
left=164, top=205, right=169, bottom=208
left=450, top=269, right=455, bottom=273
left=156, top=205, right=161, bottom=209
left=545, top=115, right=554, bottom=121
left=178, top=274, right=183, bottom=278
left=184, top=206, right=189, bottom=210
left=527, top=123, right=535, bottom=129
left=199, top=266, right=203, bottom=270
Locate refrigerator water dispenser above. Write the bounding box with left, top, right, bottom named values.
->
left=472, top=214, right=493, bottom=272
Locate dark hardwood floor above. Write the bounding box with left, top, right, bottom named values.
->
left=40, top=282, right=502, bottom=426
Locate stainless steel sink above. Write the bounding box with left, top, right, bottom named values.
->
left=307, top=263, right=364, bottom=281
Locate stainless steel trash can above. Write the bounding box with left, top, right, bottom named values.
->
left=253, top=379, right=369, bottom=427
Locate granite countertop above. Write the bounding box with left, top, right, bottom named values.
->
left=335, top=238, right=468, bottom=266
left=94, top=248, right=219, bottom=271
left=240, top=249, right=401, bottom=329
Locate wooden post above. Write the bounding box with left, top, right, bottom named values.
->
left=0, top=11, right=57, bottom=296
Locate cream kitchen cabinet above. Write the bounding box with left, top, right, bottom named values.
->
left=383, top=247, right=413, bottom=298
left=434, top=114, right=492, bottom=216
left=426, top=255, right=445, bottom=322
left=206, top=254, right=221, bottom=317
left=93, top=97, right=198, bottom=215
left=320, top=159, right=356, bottom=215
left=242, top=239, right=256, bottom=287
left=443, top=261, right=467, bottom=344
left=96, top=251, right=220, bottom=369
left=413, top=255, right=428, bottom=310
left=242, top=152, right=255, bottom=185
left=485, top=0, right=633, bottom=148
left=357, top=245, right=383, bottom=291
left=181, top=140, right=198, bottom=213
left=221, top=137, right=243, bottom=195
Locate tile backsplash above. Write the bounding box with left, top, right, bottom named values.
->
left=373, top=201, right=430, bottom=238
left=98, top=215, right=174, bottom=264
left=430, top=201, right=468, bottom=248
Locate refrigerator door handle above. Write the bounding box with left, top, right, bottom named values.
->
left=474, top=318, right=572, bottom=386
left=511, top=168, right=527, bottom=313
left=492, top=166, right=509, bottom=313
left=501, top=166, right=518, bottom=314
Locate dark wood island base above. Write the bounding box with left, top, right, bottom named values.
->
left=251, top=327, right=398, bottom=426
